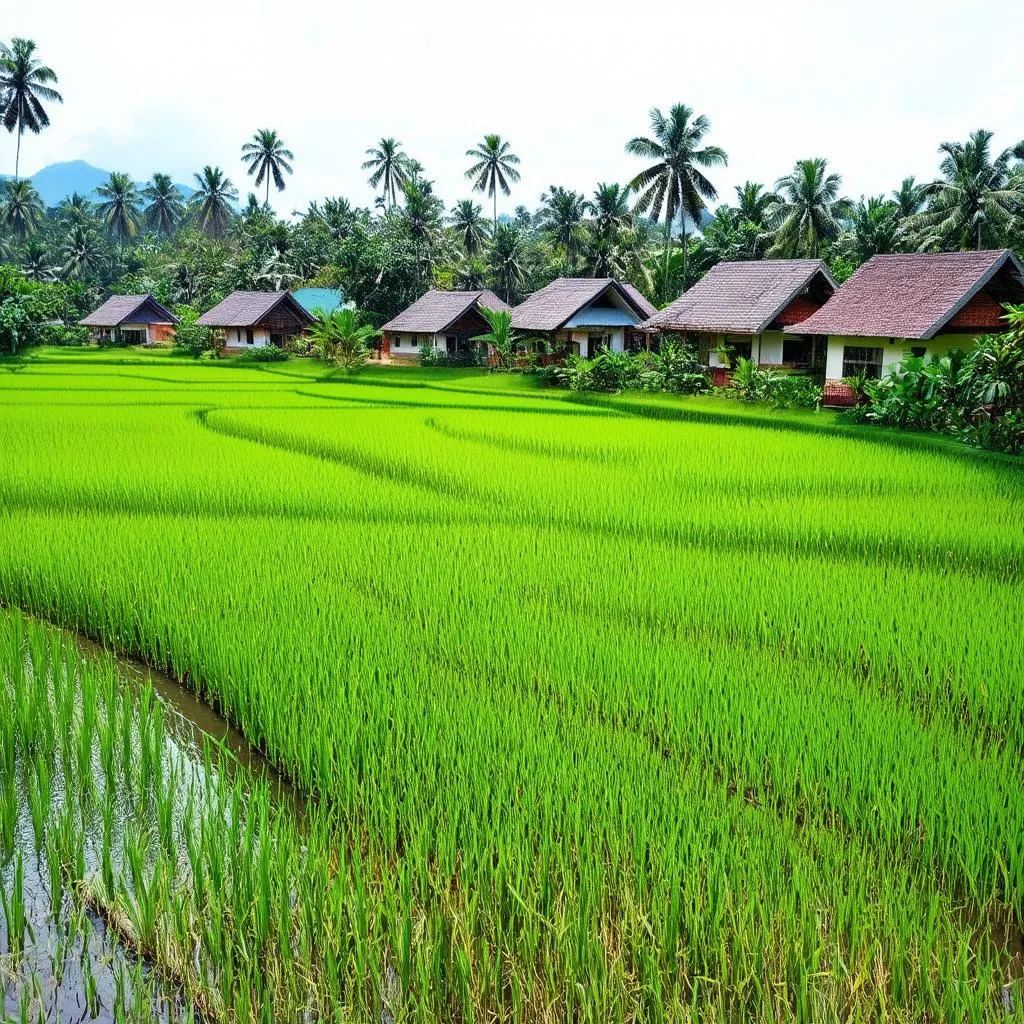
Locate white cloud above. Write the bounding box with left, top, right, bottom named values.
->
left=4, top=0, right=1022, bottom=218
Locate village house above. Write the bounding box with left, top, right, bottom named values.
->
left=640, top=259, right=837, bottom=370
left=794, top=249, right=1024, bottom=401
left=79, top=294, right=178, bottom=345
left=381, top=289, right=510, bottom=360
left=197, top=291, right=313, bottom=351
left=510, top=278, right=656, bottom=357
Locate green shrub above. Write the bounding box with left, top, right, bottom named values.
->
left=729, top=359, right=821, bottom=409
left=171, top=305, right=213, bottom=358
left=237, top=345, right=289, bottom=363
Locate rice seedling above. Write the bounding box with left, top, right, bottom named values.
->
left=0, top=351, right=1022, bottom=1021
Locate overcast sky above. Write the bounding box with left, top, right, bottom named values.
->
left=5, top=0, right=1023, bottom=220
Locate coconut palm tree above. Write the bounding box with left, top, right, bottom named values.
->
left=0, top=38, right=62, bottom=178
left=190, top=166, right=238, bottom=240
left=142, top=173, right=185, bottom=236
left=538, top=186, right=590, bottom=272
left=62, top=223, right=104, bottom=280
left=910, top=131, right=1024, bottom=251
left=21, top=240, right=56, bottom=281
left=768, top=158, right=850, bottom=258
left=57, top=192, right=93, bottom=228
left=892, top=176, right=925, bottom=221
left=734, top=182, right=778, bottom=229
left=362, top=138, right=410, bottom=209
left=95, top=172, right=142, bottom=245
left=0, top=178, right=44, bottom=238
left=590, top=183, right=633, bottom=241
left=465, top=135, right=521, bottom=230
left=449, top=199, right=490, bottom=255
left=241, top=129, right=294, bottom=206
left=487, top=222, right=530, bottom=304
left=626, top=104, right=727, bottom=297
left=471, top=306, right=518, bottom=368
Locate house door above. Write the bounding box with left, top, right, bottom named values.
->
left=446, top=335, right=457, bottom=355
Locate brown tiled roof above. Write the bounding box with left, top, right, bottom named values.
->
left=794, top=250, right=1024, bottom=339
left=511, top=278, right=653, bottom=331
left=642, top=260, right=837, bottom=334
left=197, top=291, right=314, bottom=328
left=79, top=294, right=178, bottom=327
left=620, top=282, right=658, bottom=320
left=381, top=290, right=510, bottom=333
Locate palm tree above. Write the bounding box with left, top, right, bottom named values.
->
left=0, top=38, right=62, bottom=178
left=142, top=173, right=184, bottom=236
left=190, top=166, right=238, bottom=239
left=21, top=240, right=56, bottom=281
left=734, top=182, right=778, bottom=229
left=62, top=223, right=104, bottom=280
left=538, top=185, right=590, bottom=271
left=309, top=308, right=377, bottom=372
left=362, top=138, right=410, bottom=209
left=0, top=178, right=44, bottom=238
left=57, top=192, right=93, bottom=228
left=95, top=172, right=142, bottom=245
left=911, top=131, right=1024, bottom=251
left=892, top=176, right=925, bottom=221
left=449, top=199, right=490, bottom=255
left=465, top=135, right=521, bottom=230
left=768, top=158, right=850, bottom=258
left=471, top=306, right=518, bottom=368
left=241, top=129, right=294, bottom=206
left=487, top=222, right=530, bottom=304
left=626, top=104, right=727, bottom=297
left=590, top=183, right=633, bottom=241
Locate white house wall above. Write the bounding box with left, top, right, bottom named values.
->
left=224, top=327, right=272, bottom=349
left=824, top=334, right=985, bottom=380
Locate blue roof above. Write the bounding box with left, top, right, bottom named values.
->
left=292, top=288, right=346, bottom=315
left=563, top=307, right=641, bottom=329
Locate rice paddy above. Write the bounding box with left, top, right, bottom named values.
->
left=1, top=347, right=1023, bottom=1022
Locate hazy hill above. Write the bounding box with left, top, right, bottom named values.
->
left=1, top=160, right=195, bottom=207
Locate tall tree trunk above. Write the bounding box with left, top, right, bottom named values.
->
left=681, top=221, right=688, bottom=295
left=266, top=175, right=270, bottom=207
left=662, top=219, right=671, bottom=304
left=493, top=191, right=498, bottom=234
left=14, top=119, right=22, bottom=179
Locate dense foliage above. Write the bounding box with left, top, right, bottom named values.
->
left=849, top=306, right=1024, bottom=452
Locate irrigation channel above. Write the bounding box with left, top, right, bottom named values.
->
left=0, top=613, right=304, bottom=1023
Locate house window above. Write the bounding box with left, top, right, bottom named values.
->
left=245, top=328, right=254, bottom=345
left=910, top=346, right=927, bottom=359
left=411, top=338, right=418, bottom=347
left=782, top=338, right=813, bottom=367
left=842, top=346, right=883, bottom=379
left=270, top=333, right=283, bottom=347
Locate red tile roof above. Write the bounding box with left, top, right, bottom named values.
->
left=197, top=291, right=314, bottom=328
left=381, top=290, right=509, bottom=333
left=794, top=250, right=1024, bottom=339
left=511, top=278, right=654, bottom=331
left=642, top=260, right=836, bottom=334
left=80, top=294, right=178, bottom=327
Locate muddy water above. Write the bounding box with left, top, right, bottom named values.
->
left=1, top=628, right=304, bottom=1022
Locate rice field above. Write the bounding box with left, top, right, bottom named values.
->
left=1, top=347, right=1023, bottom=1022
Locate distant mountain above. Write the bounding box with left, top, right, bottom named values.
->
left=1, top=160, right=195, bottom=208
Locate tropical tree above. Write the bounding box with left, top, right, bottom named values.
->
left=449, top=199, right=489, bottom=255
left=768, top=158, right=850, bottom=258
left=142, top=173, right=185, bottom=236
left=402, top=176, right=445, bottom=291
left=57, top=192, right=93, bottom=228
left=20, top=240, right=56, bottom=281
left=241, top=129, right=294, bottom=206
left=465, top=135, right=521, bottom=230
left=910, top=131, right=1024, bottom=251
left=190, top=166, right=238, bottom=240
left=309, top=307, right=377, bottom=372
left=626, top=104, right=727, bottom=297
left=892, top=176, right=925, bottom=221
left=848, top=195, right=901, bottom=261
left=471, top=305, right=518, bottom=368
left=0, top=38, right=62, bottom=178
left=362, top=138, right=410, bottom=209
left=487, top=222, right=530, bottom=303
left=590, top=183, right=633, bottom=242
left=61, top=223, right=104, bottom=280
left=95, top=172, right=142, bottom=245
left=734, top=182, right=778, bottom=229
left=0, top=178, right=44, bottom=238
left=537, top=186, right=590, bottom=272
